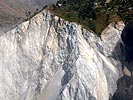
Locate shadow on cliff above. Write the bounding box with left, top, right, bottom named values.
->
left=111, top=22, right=133, bottom=100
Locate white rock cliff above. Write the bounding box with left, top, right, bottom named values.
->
left=0, top=10, right=125, bottom=100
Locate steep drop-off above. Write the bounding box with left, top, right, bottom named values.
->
left=111, top=23, right=133, bottom=100
left=0, top=9, right=126, bottom=100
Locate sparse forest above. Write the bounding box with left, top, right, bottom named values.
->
left=50, top=0, right=133, bottom=35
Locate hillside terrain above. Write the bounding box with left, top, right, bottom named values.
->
left=0, top=0, right=133, bottom=100
left=0, top=0, right=58, bottom=32
left=0, top=9, right=126, bottom=100
left=51, top=0, right=133, bottom=35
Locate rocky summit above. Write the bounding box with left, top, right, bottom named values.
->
left=0, top=0, right=133, bottom=100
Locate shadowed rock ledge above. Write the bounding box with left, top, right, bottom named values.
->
left=111, top=22, right=133, bottom=100
left=112, top=75, right=133, bottom=100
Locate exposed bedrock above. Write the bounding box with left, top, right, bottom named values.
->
left=0, top=9, right=126, bottom=100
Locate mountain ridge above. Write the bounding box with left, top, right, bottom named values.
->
left=0, top=9, right=125, bottom=100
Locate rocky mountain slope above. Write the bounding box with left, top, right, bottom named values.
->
left=0, top=9, right=128, bottom=100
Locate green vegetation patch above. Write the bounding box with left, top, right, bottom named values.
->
left=50, top=0, right=133, bottom=35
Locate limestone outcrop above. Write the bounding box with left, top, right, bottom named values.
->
left=0, top=10, right=125, bottom=100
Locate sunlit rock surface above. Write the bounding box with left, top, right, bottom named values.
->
left=0, top=10, right=125, bottom=100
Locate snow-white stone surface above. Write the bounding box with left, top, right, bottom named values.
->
left=0, top=10, right=125, bottom=100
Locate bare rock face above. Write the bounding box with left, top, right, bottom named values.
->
left=0, top=10, right=125, bottom=100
